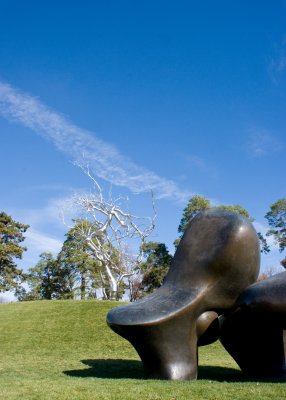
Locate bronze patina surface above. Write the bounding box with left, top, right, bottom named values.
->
left=107, top=210, right=260, bottom=380
left=220, top=271, right=286, bottom=377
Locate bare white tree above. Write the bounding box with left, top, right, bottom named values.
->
left=70, top=164, right=156, bottom=300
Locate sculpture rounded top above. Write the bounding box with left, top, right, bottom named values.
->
left=167, top=209, right=260, bottom=296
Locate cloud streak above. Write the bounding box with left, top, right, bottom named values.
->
left=25, top=229, right=63, bottom=256
left=185, top=154, right=218, bottom=180
left=0, top=81, right=191, bottom=203
left=246, top=128, right=283, bottom=158
left=268, top=38, right=286, bottom=83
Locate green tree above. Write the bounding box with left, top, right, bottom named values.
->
left=57, top=219, right=101, bottom=299
left=17, top=252, right=59, bottom=301
left=265, top=198, right=286, bottom=267
left=216, top=204, right=252, bottom=219
left=139, top=242, right=173, bottom=294
left=176, top=196, right=269, bottom=253
left=0, top=212, right=29, bottom=292
left=178, top=195, right=211, bottom=235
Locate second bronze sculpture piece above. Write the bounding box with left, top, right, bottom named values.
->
left=107, top=209, right=260, bottom=380
left=220, top=271, right=286, bottom=377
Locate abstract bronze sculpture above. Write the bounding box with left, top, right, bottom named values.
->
left=107, top=209, right=260, bottom=380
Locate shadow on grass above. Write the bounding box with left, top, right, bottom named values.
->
left=64, top=360, right=286, bottom=383
left=198, top=365, right=286, bottom=383
left=64, top=359, right=144, bottom=379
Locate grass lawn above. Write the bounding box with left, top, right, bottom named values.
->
left=0, top=300, right=285, bottom=400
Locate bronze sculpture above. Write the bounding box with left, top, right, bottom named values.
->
left=220, top=271, right=286, bottom=377
left=107, top=209, right=260, bottom=380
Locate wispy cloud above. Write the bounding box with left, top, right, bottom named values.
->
left=12, top=199, right=67, bottom=229
left=3, top=200, right=66, bottom=278
left=0, top=81, right=191, bottom=203
left=246, top=128, right=283, bottom=158
left=25, top=229, right=63, bottom=256
left=185, top=155, right=218, bottom=179
left=4, top=200, right=65, bottom=266
left=268, top=37, right=286, bottom=84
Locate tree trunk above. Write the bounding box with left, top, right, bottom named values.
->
left=105, top=264, right=118, bottom=300
left=46, top=266, right=52, bottom=300
left=81, top=270, right=86, bottom=300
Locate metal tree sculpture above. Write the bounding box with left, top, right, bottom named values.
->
left=72, top=165, right=156, bottom=300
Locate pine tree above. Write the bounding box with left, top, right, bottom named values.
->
left=18, top=252, right=59, bottom=300
left=0, top=212, right=29, bottom=292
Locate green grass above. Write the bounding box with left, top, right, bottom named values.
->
left=0, top=300, right=285, bottom=399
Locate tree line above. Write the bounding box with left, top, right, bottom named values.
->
left=0, top=196, right=285, bottom=302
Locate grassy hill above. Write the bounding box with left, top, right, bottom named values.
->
left=0, top=300, right=285, bottom=400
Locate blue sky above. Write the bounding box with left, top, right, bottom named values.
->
left=0, top=1, right=286, bottom=298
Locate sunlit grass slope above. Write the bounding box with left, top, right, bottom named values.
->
left=0, top=300, right=285, bottom=400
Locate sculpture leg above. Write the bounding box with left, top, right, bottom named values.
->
left=220, top=310, right=286, bottom=377
left=109, top=315, right=199, bottom=380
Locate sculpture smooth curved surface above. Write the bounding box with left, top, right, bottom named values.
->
left=107, top=210, right=260, bottom=380
left=220, top=272, right=286, bottom=377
